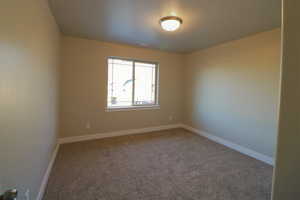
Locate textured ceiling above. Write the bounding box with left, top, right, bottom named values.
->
left=49, top=0, right=281, bottom=53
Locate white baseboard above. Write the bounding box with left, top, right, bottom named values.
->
left=36, top=124, right=180, bottom=199
left=58, top=124, right=182, bottom=144
left=181, top=124, right=274, bottom=166
left=37, top=144, right=60, bottom=200
left=37, top=123, right=273, bottom=200
left=58, top=123, right=274, bottom=165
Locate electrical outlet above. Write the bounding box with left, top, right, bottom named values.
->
left=25, top=189, right=30, bottom=200
left=168, top=115, right=173, bottom=121
left=86, top=121, right=91, bottom=129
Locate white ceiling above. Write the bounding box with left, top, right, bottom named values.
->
left=49, top=0, right=281, bottom=53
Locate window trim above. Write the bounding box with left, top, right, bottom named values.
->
left=106, top=56, right=160, bottom=111
left=105, top=105, right=160, bottom=112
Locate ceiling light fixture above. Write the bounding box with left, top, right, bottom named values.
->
left=160, top=16, right=183, bottom=32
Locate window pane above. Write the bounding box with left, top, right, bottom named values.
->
left=107, top=59, right=133, bottom=107
left=134, top=62, right=156, bottom=105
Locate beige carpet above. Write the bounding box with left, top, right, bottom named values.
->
left=44, top=128, right=273, bottom=200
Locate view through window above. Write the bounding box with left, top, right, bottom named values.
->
left=107, top=57, right=158, bottom=108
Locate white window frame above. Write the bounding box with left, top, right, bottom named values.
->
left=106, top=56, right=160, bottom=112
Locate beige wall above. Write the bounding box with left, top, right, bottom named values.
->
left=60, top=29, right=281, bottom=159
left=184, top=29, right=281, bottom=157
left=272, top=0, right=300, bottom=198
left=0, top=0, right=291, bottom=198
left=60, top=37, right=184, bottom=138
left=0, top=0, right=61, bottom=199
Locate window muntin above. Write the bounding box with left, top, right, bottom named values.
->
left=107, top=57, right=158, bottom=109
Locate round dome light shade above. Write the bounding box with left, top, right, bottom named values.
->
left=160, top=16, right=183, bottom=31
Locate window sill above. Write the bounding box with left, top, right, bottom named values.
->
left=105, top=105, right=160, bottom=112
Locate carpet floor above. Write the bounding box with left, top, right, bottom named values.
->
left=44, top=128, right=273, bottom=200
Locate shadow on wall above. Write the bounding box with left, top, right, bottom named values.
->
left=184, top=28, right=281, bottom=158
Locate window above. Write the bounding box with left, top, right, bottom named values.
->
left=107, top=57, right=159, bottom=110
